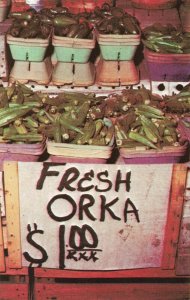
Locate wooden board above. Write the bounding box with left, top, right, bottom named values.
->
left=4, top=162, right=22, bottom=269
left=34, top=267, right=184, bottom=279
left=0, top=172, right=5, bottom=217
left=176, top=166, right=190, bottom=275
left=162, top=164, right=188, bottom=269
left=0, top=217, right=5, bottom=272
left=0, top=283, right=28, bottom=300
left=34, top=282, right=190, bottom=300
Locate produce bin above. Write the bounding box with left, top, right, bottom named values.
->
left=119, top=142, right=189, bottom=164
left=131, top=0, right=177, bottom=9
left=61, top=0, right=112, bottom=13
left=52, top=34, right=95, bottom=63
left=96, top=59, right=139, bottom=86
left=9, top=57, right=53, bottom=84
left=52, top=61, right=95, bottom=86
left=130, top=7, right=181, bottom=30
left=6, top=34, right=51, bottom=62
left=144, top=48, right=190, bottom=82
left=47, top=141, right=114, bottom=164
left=0, top=140, right=46, bottom=171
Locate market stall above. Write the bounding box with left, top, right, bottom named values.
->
left=0, top=0, right=190, bottom=299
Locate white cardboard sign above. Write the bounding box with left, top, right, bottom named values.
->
left=18, top=162, right=173, bottom=270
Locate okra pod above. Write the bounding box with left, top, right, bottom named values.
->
left=129, top=131, right=158, bottom=149
left=0, top=106, right=32, bottom=127
left=3, top=133, right=44, bottom=143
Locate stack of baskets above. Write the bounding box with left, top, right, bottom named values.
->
left=96, top=31, right=141, bottom=86
left=52, top=32, right=96, bottom=86
left=7, top=33, right=52, bottom=84
left=122, top=0, right=181, bottom=30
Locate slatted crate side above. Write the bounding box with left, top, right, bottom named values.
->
left=176, top=167, right=190, bottom=276
left=0, top=217, right=5, bottom=272
left=34, top=282, right=190, bottom=300
left=34, top=267, right=179, bottom=279
left=0, top=283, right=28, bottom=300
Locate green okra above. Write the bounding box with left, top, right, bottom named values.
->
left=24, top=116, right=39, bottom=128
left=3, top=133, right=44, bottom=143
left=88, top=137, right=106, bottom=146
left=76, top=121, right=96, bottom=145
left=129, top=131, right=158, bottom=149
left=0, top=106, right=32, bottom=127
left=14, top=119, right=28, bottom=134
left=0, top=90, right=9, bottom=108
left=136, top=104, right=164, bottom=116
left=140, top=115, right=161, bottom=141
left=59, top=115, right=84, bottom=134
left=105, top=125, right=114, bottom=145
left=53, top=15, right=77, bottom=28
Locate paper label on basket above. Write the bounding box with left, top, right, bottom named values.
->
left=18, top=162, right=173, bottom=270
left=0, top=172, right=5, bottom=217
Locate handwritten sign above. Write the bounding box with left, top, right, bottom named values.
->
left=18, top=162, right=173, bottom=270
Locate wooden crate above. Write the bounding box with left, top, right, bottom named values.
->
left=0, top=164, right=190, bottom=299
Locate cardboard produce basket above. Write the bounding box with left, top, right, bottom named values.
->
left=60, top=0, right=112, bottom=13
left=131, top=0, right=177, bottom=9
left=6, top=34, right=51, bottom=62
left=96, top=32, right=141, bottom=61
left=0, top=139, right=46, bottom=171
left=144, top=48, right=190, bottom=82
left=47, top=140, right=114, bottom=163
left=52, top=34, right=95, bottom=63
left=119, top=142, right=189, bottom=164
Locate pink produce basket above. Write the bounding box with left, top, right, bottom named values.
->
left=0, top=140, right=46, bottom=170
left=119, top=142, right=189, bottom=164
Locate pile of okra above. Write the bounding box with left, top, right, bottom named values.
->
left=0, top=82, right=189, bottom=149
left=8, top=3, right=140, bottom=39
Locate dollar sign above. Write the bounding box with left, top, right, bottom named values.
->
left=23, top=223, right=48, bottom=267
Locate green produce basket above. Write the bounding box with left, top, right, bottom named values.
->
left=6, top=34, right=50, bottom=62
left=52, top=34, right=95, bottom=63
left=99, top=44, right=139, bottom=61
left=96, top=32, right=141, bottom=61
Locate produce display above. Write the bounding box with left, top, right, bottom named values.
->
left=0, top=84, right=114, bottom=146
left=142, top=23, right=190, bottom=53
left=40, top=92, right=114, bottom=146
left=1, top=3, right=190, bottom=161
left=7, top=4, right=140, bottom=39
left=91, top=86, right=163, bottom=118
left=163, top=84, right=190, bottom=113
left=93, top=5, right=140, bottom=35
left=0, top=82, right=189, bottom=153
left=8, top=8, right=52, bottom=38
left=0, top=83, right=46, bottom=143
left=115, top=106, right=182, bottom=149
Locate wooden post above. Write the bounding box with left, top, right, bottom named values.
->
left=162, top=164, right=188, bottom=269
left=0, top=216, right=5, bottom=272
left=4, top=162, right=22, bottom=269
